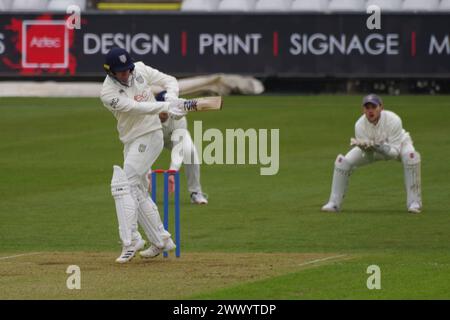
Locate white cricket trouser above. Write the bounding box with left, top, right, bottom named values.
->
left=123, top=130, right=164, bottom=185
left=325, top=136, right=421, bottom=211
left=162, top=117, right=202, bottom=193
left=122, top=129, right=172, bottom=247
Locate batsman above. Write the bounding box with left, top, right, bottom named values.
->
left=100, top=47, right=188, bottom=263
left=321, top=94, right=422, bottom=214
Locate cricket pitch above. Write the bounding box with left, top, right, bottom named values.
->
left=0, top=252, right=351, bottom=299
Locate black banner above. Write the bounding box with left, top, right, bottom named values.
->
left=0, top=13, right=449, bottom=78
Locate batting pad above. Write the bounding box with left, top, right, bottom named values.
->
left=133, top=184, right=169, bottom=248
left=111, top=165, right=138, bottom=247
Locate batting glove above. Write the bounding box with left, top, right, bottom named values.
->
left=155, top=90, right=178, bottom=102
left=155, top=90, right=167, bottom=102
left=168, top=99, right=187, bottom=120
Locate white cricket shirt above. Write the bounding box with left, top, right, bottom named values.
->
left=355, top=110, right=411, bottom=157
left=100, top=62, right=179, bottom=144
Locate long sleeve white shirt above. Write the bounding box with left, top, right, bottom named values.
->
left=355, top=110, right=411, bottom=158
left=100, top=61, right=179, bottom=144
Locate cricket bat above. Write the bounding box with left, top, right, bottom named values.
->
left=183, top=96, right=223, bottom=112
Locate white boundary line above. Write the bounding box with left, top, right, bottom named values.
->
left=0, top=252, right=41, bottom=261
left=298, top=254, right=349, bottom=267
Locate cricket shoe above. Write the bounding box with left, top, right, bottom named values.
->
left=408, top=202, right=422, bottom=214
left=321, top=202, right=340, bottom=213
left=115, top=245, right=138, bottom=264
left=133, top=238, right=146, bottom=251
left=139, top=238, right=176, bottom=259
left=190, top=192, right=208, bottom=205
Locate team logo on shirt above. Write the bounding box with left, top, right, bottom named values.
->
left=136, top=75, right=144, bottom=84
left=134, top=91, right=149, bottom=102
left=110, top=98, right=119, bottom=108
left=138, top=144, right=147, bottom=153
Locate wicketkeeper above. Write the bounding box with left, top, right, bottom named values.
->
left=100, top=47, right=188, bottom=263
left=321, top=94, right=422, bottom=214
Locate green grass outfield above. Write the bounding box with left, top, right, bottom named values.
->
left=1, top=95, right=450, bottom=299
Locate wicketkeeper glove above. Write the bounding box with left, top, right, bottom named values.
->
left=350, top=138, right=375, bottom=151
